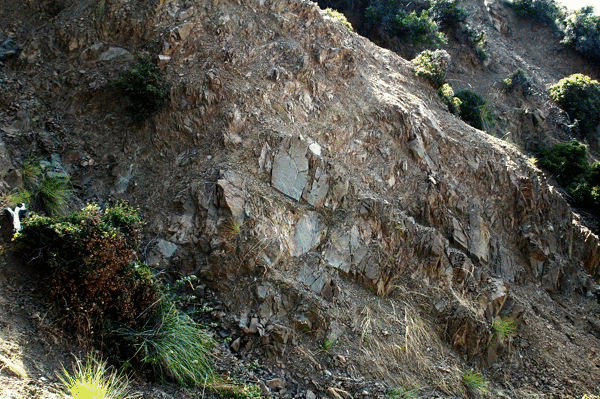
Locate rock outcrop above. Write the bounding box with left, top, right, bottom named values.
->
left=0, top=0, right=599, bottom=396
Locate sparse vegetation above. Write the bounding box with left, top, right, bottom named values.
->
left=114, top=55, right=168, bottom=120
left=462, top=370, right=487, bottom=393
left=219, top=217, right=242, bottom=240
left=209, top=378, right=263, bottom=399
left=549, top=73, right=600, bottom=138
left=324, top=8, right=354, bottom=31
left=8, top=155, right=74, bottom=216
left=58, top=354, right=133, bottom=399
left=11, top=202, right=223, bottom=389
left=492, top=316, right=517, bottom=342
left=454, top=90, right=496, bottom=131
left=412, top=49, right=450, bottom=88
left=386, top=386, right=419, bottom=398
left=501, top=68, right=532, bottom=95
left=510, top=0, right=600, bottom=62
left=321, top=338, right=337, bottom=353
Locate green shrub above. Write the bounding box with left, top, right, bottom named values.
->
left=13, top=203, right=160, bottom=337
left=538, top=140, right=589, bottom=186
left=114, top=55, right=168, bottom=120
left=473, top=30, right=488, bottom=61
left=394, top=9, right=447, bottom=47
left=454, top=90, right=495, bottom=131
left=462, top=370, right=487, bottom=393
left=501, top=68, right=532, bottom=95
left=412, top=49, right=450, bottom=88
left=364, top=0, right=398, bottom=30
left=429, top=0, right=467, bottom=31
left=438, top=83, right=462, bottom=114
left=561, top=7, right=600, bottom=63
left=13, top=202, right=220, bottom=387
left=537, top=141, right=600, bottom=213
left=510, top=0, right=565, bottom=28
left=39, top=175, right=71, bottom=216
left=549, top=74, right=600, bottom=138
left=324, top=8, right=354, bottom=31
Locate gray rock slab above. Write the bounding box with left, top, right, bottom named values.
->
left=293, top=211, right=322, bottom=256
left=303, top=166, right=329, bottom=208
left=324, top=232, right=351, bottom=273
left=98, top=47, right=134, bottom=62
left=156, top=239, right=179, bottom=258
left=271, top=137, right=308, bottom=201
left=298, top=262, right=327, bottom=293
left=468, top=204, right=490, bottom=263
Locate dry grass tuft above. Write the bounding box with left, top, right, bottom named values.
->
left=0, top=353, right=27, bottom=379
left=352, top=298, right=466, bottom=395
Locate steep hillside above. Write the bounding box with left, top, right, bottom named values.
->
left=0, top=0, right=599, bottom=398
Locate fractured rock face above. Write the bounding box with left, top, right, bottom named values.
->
left=217, top=170, right=246, bottom=224
left=271, top=137, right=309, bottom=201
left=293, top=211, right=323, bottom=256
left=468, top=203, right=490, bottom=264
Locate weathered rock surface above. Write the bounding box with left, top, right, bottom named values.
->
left=271, top=137, right=309, bottom=201
left=0, top=0, right=599, bottom=397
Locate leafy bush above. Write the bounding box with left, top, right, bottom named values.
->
left=412, top=49, right=450, bottom=88
left=510, top=0, right=565, bottom=28
left=561, top=7, right=600, bottom=62
left=14, top=202, right=219, bottom=387
left=537, top=140, right=589, bottom=186
left=114, top=55, right=168, bottom=120
left=454, top=90, right=495, bottom=131
left=438, top=83, right=462, bottom=114
left=394, top=9, right=447, bottom=47
left=429, top=0, right=467, bottom=31
left=501, top=68, right=532, bottom=95
left=14, top=203, right=159, bottom=337
left=473, top=30, right=488, bottom=61
left=549, top=73, right=600, bottom=138
left=58, top=354, right=134, bottom=399
left=364, top=0, right=399, bottom=31
left=324, top=8, right=354, bottom=31
left=537, top=140, right=600, bottom=214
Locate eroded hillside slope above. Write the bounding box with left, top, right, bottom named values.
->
left=0, top=0, right=599, bottom=397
